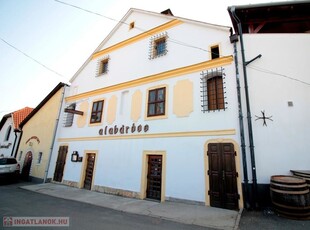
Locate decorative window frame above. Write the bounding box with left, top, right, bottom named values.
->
left=96, top=55, right=110, bottom=77
left=200, top=67, right=227, bottom=112
left=148, top=32, right=168, bottom=60
left=37, top=152, right=43, bottom=164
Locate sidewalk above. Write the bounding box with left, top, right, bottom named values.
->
left=20, top=183, right=241, bottom=230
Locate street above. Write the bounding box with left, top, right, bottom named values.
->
left=239, top=208, right=310, bottom=230
left=1, top=180, right=310, bottom=230
left=0, top=180, right=213, bottom=230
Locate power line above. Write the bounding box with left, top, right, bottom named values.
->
left=54, top=0, right=310, bottom=87
left=0, top=37, right=65, bottom=79
left=54, top=0, right=119, bottom=23
left=247, top=64, right=310, bottom=86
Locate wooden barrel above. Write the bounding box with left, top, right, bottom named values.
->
left=270, top=175, right=310, bottom=220
left=291, top=170, right=310, bottom=189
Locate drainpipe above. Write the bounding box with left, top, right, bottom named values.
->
left=230, top=32, right=250, bottom=209
left=230, top=6, right=258, bottom=209
left=43, top=85, right=66, bottom=183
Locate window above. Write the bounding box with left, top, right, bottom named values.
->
left=201, top=68, right=226, bottom=112
left=99, top=59, right=109, bottom=75
left=147, top=87, right=166, bottom=117
left=207, top=76, right=224, bottom=110
left=149, top=33, right=168, bottom=59
left=18, top=151, right=23, bottom=161
left=64, top=103, right=76, bottom=127
left=4, top=125, right=11, bottom=141
left=90, top=100, right=104, bottom=123
left=37, top=152, right=43, bottom=164
left=154, top=38, right=166, bottom=56
left=211, top=45, right=220, bottom=59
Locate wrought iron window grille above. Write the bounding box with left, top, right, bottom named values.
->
left=148, top=32, right=168, bottom=60
left=200, top=67, right=227, bottom=113
left=63, top=103, right=76, bottom=127
left=96, top=55, right=110, bottom=76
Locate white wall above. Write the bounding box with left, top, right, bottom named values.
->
left=48, top=11, right=242, bottom=203
left=70, top=13, right=232, bottom=95
left=0, top=117, right=15, bottom=157
left=239, top=34, right=310, bottom=184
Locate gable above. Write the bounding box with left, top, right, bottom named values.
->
left=98, top=9, right=176, bottom=52
left=70, top=8, right=231, bottom=85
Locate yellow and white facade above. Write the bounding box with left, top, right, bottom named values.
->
left=48, top=9, right=243, bottom=209
left=17, top=83, right=67, bottom=183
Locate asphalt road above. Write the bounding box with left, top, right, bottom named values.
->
left=0, top=180, right=214, bottom=230
left=1, top=179, right=309, bottom=230
left=239, top=206, right=310, bottom=230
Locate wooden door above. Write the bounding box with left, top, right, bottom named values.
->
left=84, top=153, right=96, bottom=190
left=146, top=155, right=162, bottom=201
left=21, top=151, right=33, bottom=180
left=53, top=146, right=68, bottom=182
left=208, top=143, right=239, bottom=210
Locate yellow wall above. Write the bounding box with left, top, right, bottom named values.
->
left=173, top=79, right=193, bottom=117
left=18, top=87, right=64, bottom=180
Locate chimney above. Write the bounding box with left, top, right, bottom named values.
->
left=161, top=9, right=174, bottom=16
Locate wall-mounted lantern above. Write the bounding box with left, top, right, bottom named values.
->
left=71, top=151, right=79, bottom=162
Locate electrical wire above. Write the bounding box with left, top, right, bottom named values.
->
left=0, top=37, right=65, bottom=79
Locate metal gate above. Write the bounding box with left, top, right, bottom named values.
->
left=84, top=153, right=96, bottom=190
left=146, top=155, right=162, bottom=201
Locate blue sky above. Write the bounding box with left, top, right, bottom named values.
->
left=0, top=0, right=282, bottom=119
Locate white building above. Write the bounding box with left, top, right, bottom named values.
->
left=48, top=8, right=244, bottom=210
left=228, top=1, right=310, bottom=208
left=0, top=107, right=33, bottom=158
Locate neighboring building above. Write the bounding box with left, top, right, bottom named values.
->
left=228, top=1, right=310, bottom=208
left=17, top=82, right=67, bottom=182
left=0, top=107, right=33, bottom=158
left=47, top=8, right=244, bottom=210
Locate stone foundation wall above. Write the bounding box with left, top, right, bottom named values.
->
left=93, top=185, right=140, bottom=199
left=62, top=180, right=79, bottom=188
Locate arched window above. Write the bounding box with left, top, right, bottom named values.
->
left=5, top=125, right=11, bottom=141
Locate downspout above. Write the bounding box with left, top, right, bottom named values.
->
left=230, top=6, right=258, bottom=208
left=230, top=32, right=250, bottom=209
left=43, top=85, right=66, bottom=183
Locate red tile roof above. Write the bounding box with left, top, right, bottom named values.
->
left=12, top=107, right=33, bottom=130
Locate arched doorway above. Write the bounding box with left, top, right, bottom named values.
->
left=21, top=151, right=33, bottom=181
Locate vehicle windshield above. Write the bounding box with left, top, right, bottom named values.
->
left=0, top=158, right=17, bottom=165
